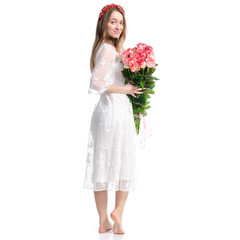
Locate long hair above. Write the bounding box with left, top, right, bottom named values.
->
left=90, top=5, right=126, bottom=72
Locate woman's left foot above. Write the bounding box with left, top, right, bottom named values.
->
left=110, top=209, right=125, bottom=234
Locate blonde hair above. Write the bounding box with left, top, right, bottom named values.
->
left=90, top=6, right=126, bottom=72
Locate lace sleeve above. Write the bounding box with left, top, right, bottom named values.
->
left=88, top=44, right=115, bottom=94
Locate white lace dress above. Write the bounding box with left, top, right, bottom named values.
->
left=84, top=42, right=137, bottom=191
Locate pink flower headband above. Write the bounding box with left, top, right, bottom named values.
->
left=99, top=3, right=125, bottom=19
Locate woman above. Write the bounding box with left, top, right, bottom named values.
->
left=84, top=4, right=144, bottom=234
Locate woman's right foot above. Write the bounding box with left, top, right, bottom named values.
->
left=99, top=220, right=113, bottom=233
left=110, top=209, right=125, bottom=234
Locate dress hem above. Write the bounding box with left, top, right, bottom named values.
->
left=83, top=181, right=136, bottom=192
left=83, top=186, right=135, bottom=192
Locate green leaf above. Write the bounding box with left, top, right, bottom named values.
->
left=148, top=89, right=155, bottom=94
left=145, top=82, right=155, bottom=88
left=142, top=109, right=147, bottom=117
left=139, top=80, right=144, bottom=89
left=133, top=108, right=140, bottom=114
left=121, top=70, right=130, bottom=78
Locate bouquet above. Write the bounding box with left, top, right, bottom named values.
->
left=120, top=43, right=159, bottom=135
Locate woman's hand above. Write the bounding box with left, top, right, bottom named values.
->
left=124, top=81, right=145, bottom=98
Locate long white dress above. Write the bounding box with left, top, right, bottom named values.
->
left=84, top=42, right=137, bottom=192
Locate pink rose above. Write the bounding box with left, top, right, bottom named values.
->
left=140, top=61, right=147, bottom=68
left=146, top=57, right=155, bottom=68
left=137, top=43, right=147, bottom=50
left=132, top=47, right=137, bottom=54
left=129, top=59, right=140, bottom=72
left=139, top=58, right=147, bottom=68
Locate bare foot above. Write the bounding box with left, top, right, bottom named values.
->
left=110, top=209, right=125, bottom=234
left=99, top=220, right=113, bottom=233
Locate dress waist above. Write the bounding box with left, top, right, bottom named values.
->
left=94, top=93, right=133, bottom=114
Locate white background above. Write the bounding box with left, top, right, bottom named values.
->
left=0, top=0, right=240, bottom=239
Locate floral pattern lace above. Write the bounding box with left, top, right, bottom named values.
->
left=84, top=43, right=137, bottom=191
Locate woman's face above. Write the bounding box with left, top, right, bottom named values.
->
left=106, top=10, right=124, bottom=39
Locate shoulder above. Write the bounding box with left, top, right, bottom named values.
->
left=96, top=43, right=116, bottom=60
left=102, top=42, right=116, bottom=50
left=98, top=43, right=116, bottom=54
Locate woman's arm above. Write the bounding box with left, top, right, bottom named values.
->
left=88, top=45, right=115, bottom=94
left=105, top=82, right=144, bottom=98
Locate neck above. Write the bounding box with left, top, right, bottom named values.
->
left=103, top=39, right=115, bottom=46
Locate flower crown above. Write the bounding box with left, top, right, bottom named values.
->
left=99, top=3, right=125, bottom=19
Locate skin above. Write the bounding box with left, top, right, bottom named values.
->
left=94, top=191, right=128, bottom=234
left=106, top=10, right=124, bottom=40
left=94, top=10, right=143, bottom=235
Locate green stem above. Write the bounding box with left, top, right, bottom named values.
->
left=128, top=68, right=133, bottom=82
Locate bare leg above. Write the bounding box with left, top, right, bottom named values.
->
left=110, top=191, right=129, bottom=234
left=94, top=191, right=113, bottom=233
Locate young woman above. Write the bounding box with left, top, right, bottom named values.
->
left=84, top=4, right=144, bottom=234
